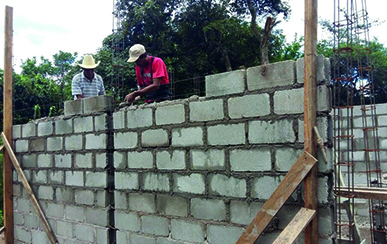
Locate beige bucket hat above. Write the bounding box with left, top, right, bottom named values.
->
left=127, top=44, right=146, bottom=62
left=79, top=55, right=100, bottom=69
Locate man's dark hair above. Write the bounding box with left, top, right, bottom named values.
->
left=138, top=53, right=147, bottom=59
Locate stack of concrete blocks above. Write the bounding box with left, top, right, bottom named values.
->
left=11, top=56, right=334, bottom=244
left=12, top=96, right=114, bottom=243
left=334, top=103, right=387, bottom=223
left=112, top=55, right=334, bottom=244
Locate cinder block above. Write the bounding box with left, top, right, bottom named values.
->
left=247, top=60, right=295, bottom=91
left=189, top=99, right=224, bottom=122
left=317, top=85, right=332, bottom=112
left=299, top=116, right=330, bottom=143
left=274, top=88, right=304, bottom=114
left=65, top=205, right=85, bottom=222
left=74, top=116, right=94, bottom=133
left=96, top=190, right=107, bottom=208
left=191, top=149, right=225, bottom=170
left=129, top=193, right=156, bottom=213
left=85, top=133, right=107, bottom=149
left=318, top=176, right=330, bottom=204
left=31, top=230, right=49, bottom=244
left=30, top=138, right=45, bottom=152
left=129, top=234, right=157, bottom=244
left=127, top=108, right=153, bottom=128
left=230, top=200, right=263, bottom=225
left=172, top=127, right=203, bottom=146
left=24, top=214, right=39, bottom=229
left=95, top=114, right=107, bottom=131
left=38, top=185, right=54, bottom=200
left=128, top=151, right=153, bottom=169
left=46, top=203, right=64, bottom=218
left=64, top=99, right=83, bottom=116
left=156, top=150, right=186, bottom=170
left=48, top=171, right=64, bottom=184
left=173, top=173, right=205, bottom=194
left=86, top=208, right=108, bottom=226
left=37, top=154, right=53, bottom=168
left=55, top=119, right=73, bottom=135
left=83, top=95, right=113, bottom=114
left=22, top=154, right=37, bottom=168
left=206, top=69, right=246, bottom=97
left=114, top=191, right=128, bottom=210
left=96, top=228, right=109, bottom=244
left=158, top=238, right=186, bottom=244
left=116, top=231, right=128, bottom=243
left=115, top=172, right=139, bottom=190
left=141, top=215, right=169, bottom=236
left=85, top=172, right=107, bottom=188
left=115, top=211, right=140, bottom=231
left=251, top=176, right=281, bottom=199
left=275, top=147, right=304, bottom=171
left=96, top=153, right=107, bottom=169
left=13, top=124, right=22, bottom=139
left=277, top=205, right=300, bottom=229
left=75, top=224, right=94, bottom=242
left=57, top=220, right=73, bottom=238
left=114, top=132, right=138, bottom=149
left=22, top=123, right=36, bottom=138
left=157, top=195, right=189, bottom=217
left=207, top=225, right=245, bottom=244
left=191, top=198, right=226, bottom=221
left=142, top=129, right=169, bottom=147
left=296, top=55, right=330, bottom=84
left=228, top=94, right=271, bottom=119
left=65, top=171, right=84, bottom=186
left=230, top=149, right=271, bottom=171
left=47, top=137, right=63, bottom=151
left=209, top=174, right=246, bottom=198
left=248, top=119, right=295, bottom=144
left=207, top=123, right=245, bottom=145
left=15, top=140, right=29, bottom=152
left=15, top=226, right=32, bottom=243
left=113, top=110, right=125, bottom=129
left=74, top=189, right=94, bottom=205
left=56, top=187, right=73, bottom=203
left=75, top=153, right=93, bottom=168
left=143, top=173, right=170, bottom=192
left=114, top=151, right=127, bottom=169
left=171, top=219, right=205, bottom=243
left=37, top=121, right=53, bottom=136
left=54, top=154, right=72, bottom=168
left=65, top=135, right=83, bottom=150
left=156, top=104, right=185, bottom=125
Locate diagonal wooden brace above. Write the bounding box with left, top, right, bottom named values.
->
left=1, top=132, right=59, bottom=244
left=236, top=151, right=317, bottom=244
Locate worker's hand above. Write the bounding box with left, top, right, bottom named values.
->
left=125, top=93, right=136, bottom=104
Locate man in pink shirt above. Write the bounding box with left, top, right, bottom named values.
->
left=125, top=44, right=170, bottom=104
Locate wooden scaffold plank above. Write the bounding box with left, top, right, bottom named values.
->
left=235, top=151, right=317, bottom=244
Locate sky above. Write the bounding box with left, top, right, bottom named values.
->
left=0, top=0, right=386, bottom=74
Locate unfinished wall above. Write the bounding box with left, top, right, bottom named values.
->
left=12, top=56, right=334, bottom=244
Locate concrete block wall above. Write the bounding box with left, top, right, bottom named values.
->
left=12, top=56, right=334, bottom=244
left=112, top=55, right=334, bottom=244
left=12, top=103, right=112, bottom=244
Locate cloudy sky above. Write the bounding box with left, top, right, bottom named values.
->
left=0, top=0, right=386, bottom=74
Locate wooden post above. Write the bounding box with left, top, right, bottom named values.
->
left=304, top=0, right=318, bottom=243
left=3, top=6, right=14, bottom=244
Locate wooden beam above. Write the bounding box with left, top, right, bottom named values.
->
left=236, top=151, right=317, bottom=243
left=272, top=208, right=316, bottom=244
left=1, top=133, right=59, bottom=244
left=304, top=0, right=318, bottom=243
left=3, top=6, right=14, bottom=244
left=335, top=187, right=387, bottom=200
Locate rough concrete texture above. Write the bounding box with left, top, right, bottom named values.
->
left=12, top=58, right=334, bottom=244
left=205, top=69, right=245, bottom=97
left=247, top=60, right=295, bottom=91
